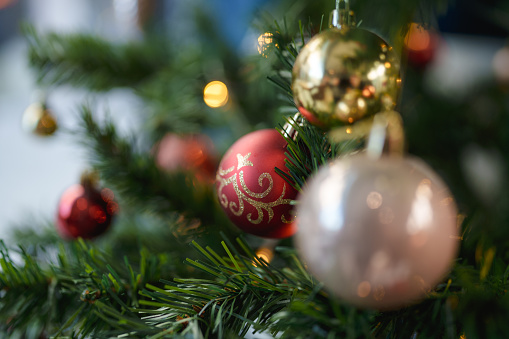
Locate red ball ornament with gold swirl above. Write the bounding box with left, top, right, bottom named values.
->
left=215, top=129, right=298, bottom=239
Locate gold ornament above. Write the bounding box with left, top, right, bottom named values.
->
left=292, top=28, right=401, bottom=128
left=22, top=102, right=58, bottom=136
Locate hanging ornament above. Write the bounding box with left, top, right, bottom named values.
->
left=56, top=173, right=118, bottom=240
left=215, top=129, right=298, bottom=238
left=295, top=112, right=459, bottom=309
left=404, top=23, right=439, bottom=69
left=21, top=101, right=58, bottom=136
left=155, top=133, right=217, bottom=183
left=292, top=3, right=400, bottom=129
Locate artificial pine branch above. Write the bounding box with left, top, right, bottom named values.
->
left=0, top=239, right=170, bottom=338
left=12, top=1, right=509, bottom=338
left=23, top=24, right=283, bottom=140
left=23, top=24, right=171, bottom=91
left=277, top=115, right=363, bottom=191
left=107, top=237, right=323, bottom=338
left=138, top=63, right=225, bottom=138
left=77, top=105, right=238, bottom=245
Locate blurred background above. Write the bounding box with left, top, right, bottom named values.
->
left=0, top=0, right=507, bottom=237
left=0, top=0, right=268, bottom=235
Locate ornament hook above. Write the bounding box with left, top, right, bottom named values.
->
left=330, top=0, right=350, bottom=29
left=366, top=111, right=405, bottom=159
left=282, top=112, right=304, bottom=139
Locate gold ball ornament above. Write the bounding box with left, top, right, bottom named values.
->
left=22, top=102, right=58, bottom=136
left=292, top=28, right=401, bottom=128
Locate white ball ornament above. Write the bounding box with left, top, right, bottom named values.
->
left=295, top=155, right=459, bottom=310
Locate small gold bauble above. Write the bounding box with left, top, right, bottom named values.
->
left=292, top=28, right=401, bottom=128
left=22, top=103, right=58, bottom=136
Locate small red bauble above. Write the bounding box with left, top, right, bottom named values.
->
left=56, top=178, right=118, bottom=239
left=155, top=133, right=217, bottom=183
left=215, top=129, right=298, bottom=238
left=404, top=23, right=439, bottom=69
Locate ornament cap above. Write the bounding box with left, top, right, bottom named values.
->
left=80, top=170, right=100, bottom=191
left=366, top=111, right=405, bottom=159
left=281, top=113, right=304, bottom=140
left=329, top=0, right=354, bottom=29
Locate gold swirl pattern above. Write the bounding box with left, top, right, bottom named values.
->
left=216, top=152, right=294, bottom=225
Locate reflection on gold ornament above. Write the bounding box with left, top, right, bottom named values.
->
left=203, top=81, right=229, bottom=108
left=22, top=103, right=58, bottom=136
left=292, top=28, right=401, bottom=128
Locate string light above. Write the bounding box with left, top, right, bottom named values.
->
left=203, top=81, right=229, bottom=108
left=255, top=247, right=274, bottom=265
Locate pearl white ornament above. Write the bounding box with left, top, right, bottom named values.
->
left=296, top=155, right=459, bottom=310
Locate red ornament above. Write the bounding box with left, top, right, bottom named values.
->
left=56, top=177, right=118, bottom=239
left=215, top=129, right=298, bottom=238
left=155, top=133, right=217, bottom=183
left=404, top=23, right=440, bottom=69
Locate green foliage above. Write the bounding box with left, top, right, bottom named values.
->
left=277, top=115, right=362, bottom=191
left=0, top=239, right=168, bottom=338
left=23, top=25, right=171, bottom=92
left=0, top=234, right=373, bottom=338
left=9, top=0, right=509, bottom=338
left=78, top=105, right=240, bottom=253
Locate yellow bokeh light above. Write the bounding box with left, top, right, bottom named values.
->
left=257, top=32, right=274, bottom=56
left=255, top=247, right=274, bottom=264
left=203, top=81, right=229, bottom=108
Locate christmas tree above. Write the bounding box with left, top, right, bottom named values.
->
left=1, top=0, right=509, bottom=337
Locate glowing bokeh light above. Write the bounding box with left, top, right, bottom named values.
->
left=255, top=247, right=274, bottom=264
left=257, top=32, right=274, bottom=55
left=203, top=81, right=229, bottom=108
